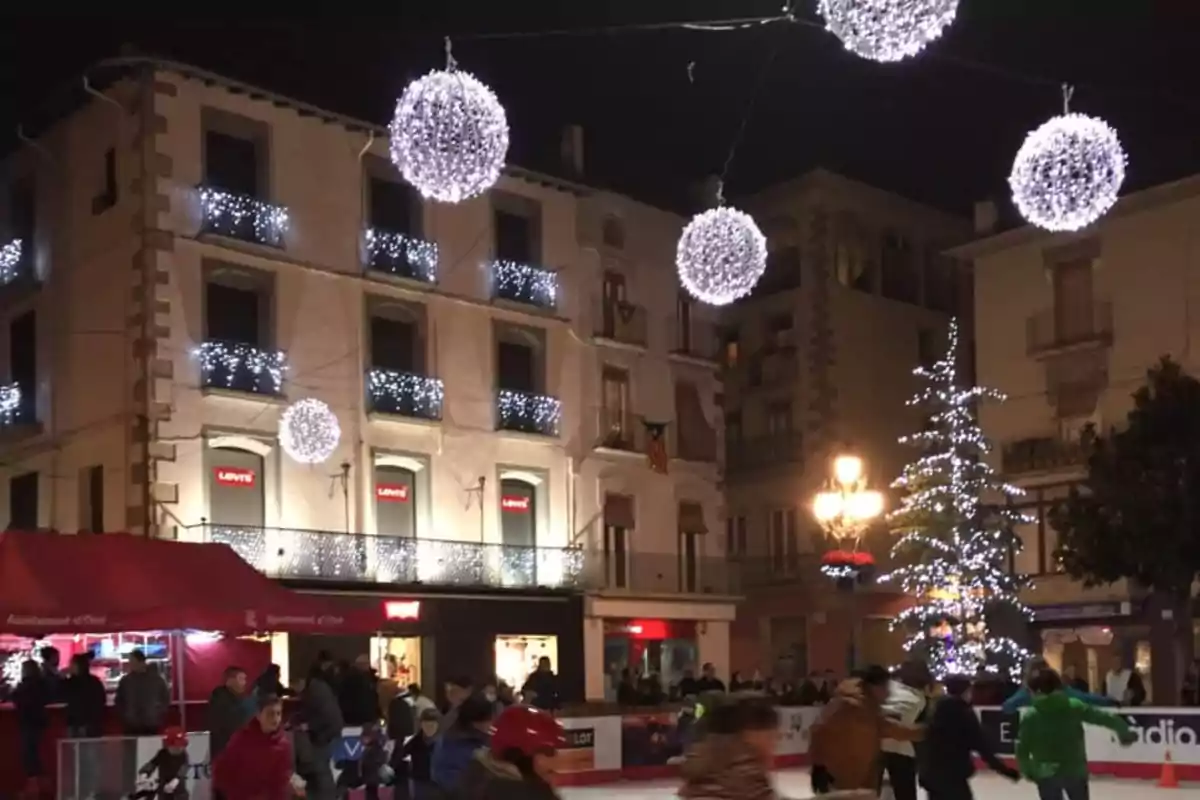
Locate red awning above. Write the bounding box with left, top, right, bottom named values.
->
left=0, top=532, right=384, bottom=635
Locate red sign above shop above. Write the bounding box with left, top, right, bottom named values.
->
left=384, top=600, right=421, bottom=620
left=501, top=495, right=531, bottom=512
left=376, top=483, right=410, bottom=502
left=214, top=467, right=256, bottom=488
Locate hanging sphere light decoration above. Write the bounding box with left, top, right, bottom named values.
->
left=279, top=398, right=341, bottom=465
left=1008, top=89, right=1127, bottom=233
left=818, top=0, right=959, bottom=63
left=676, top=206, right=768, bottom=306
left=389, top=40, right=509, bottom=204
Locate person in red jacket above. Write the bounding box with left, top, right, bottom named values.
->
left=213, top=693, right=296, bottom=800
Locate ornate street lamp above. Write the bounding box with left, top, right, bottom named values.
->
left=812, top=454, right=884, bottom=589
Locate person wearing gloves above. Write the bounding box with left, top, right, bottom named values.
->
left=455, top=705, right=564, bottom=800
left=920, top=675, right=1018, bottom=800
left=1001, top=657, right=1113, bottom=714
left=879, top=662, right=931, bottom=800
left=1016, top=667, right=1134, bottom=800
left=809, top=666, right=924, bottom=795
left=135, top=727, right=190, bottom=800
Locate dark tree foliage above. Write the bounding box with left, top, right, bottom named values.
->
left=1051, top=357, right=1200, bottom=689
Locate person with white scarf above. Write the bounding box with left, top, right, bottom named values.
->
left=880, top=662, right=931, bottom=800
left=1104, top=658, right=1147, bottom=706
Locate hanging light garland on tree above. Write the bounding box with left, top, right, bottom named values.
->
left=389, top=38, right=510, bottom=204
left=1008, top=84, right=1127, bottom=233
left=818, top=0, right=960, bottom=63
left=878, top=318, right=1033, bottom=680
left=676, top=185, right=768, bottom=306
left=279, top=398, right=342, bottom=465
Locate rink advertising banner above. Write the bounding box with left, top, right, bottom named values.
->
left=776, top=706, right=820, bottom=756
left=620, top=711, right=683, bottom=767
left=556, top=726, right=597, bottom=772
left=976, top=709, right=1019, bottom=757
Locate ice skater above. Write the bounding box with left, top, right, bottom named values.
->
left=1015, top=667, right=1134, bottom=800
left=1001, top=658, right=1112, bottom=714
left=919, top=674, right=1018, bottom=800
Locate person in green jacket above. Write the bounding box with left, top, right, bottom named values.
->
left=1016, top=667, right=1135, bottom=800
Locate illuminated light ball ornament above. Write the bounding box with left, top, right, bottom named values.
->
left=1008, top=85, right=1127, bottom=233
left=389, top=38, right=509, bottom=204
left=818, top=0, right=959, bottom=63
left=279, top=398, right=341, bottom=465
left=676, top=198, right=768, bottom=306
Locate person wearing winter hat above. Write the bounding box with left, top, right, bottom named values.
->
left=455, top=705, right=565, bottom=800
left=135, top=727, right=190, bottom=800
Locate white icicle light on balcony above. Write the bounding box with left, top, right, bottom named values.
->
left=389, top=64, right=509, bottom=204
left=492, top=260, right=558, bottom=307
left=497, top=389, right=562, bottom=435
left=279, top=398, right=342, bottom=465
left=194, top=341, right=288, bottom=393
left=199, top=188, right=290, bottom=244
left=0, top=383, right=20, bottom=425
left=676, top=207, right=768, bottom=306
left=1008, top=111, right=1127, bottom=233
left=0, top=239, right=23, bottom=285
left=367, top=369, right=445, bottom=418
left=818, top=0, right=959, bottom=63
left=365, top=229, right=439, bottom=282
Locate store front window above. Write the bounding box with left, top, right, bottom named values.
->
left=495, top=635, right=558, bottom=693
left=208, top=447, right=265, bottom=527
left=371, top=635, right=422, bottom=691
left=603, top=619, right=697, bottom=685
left=1, top=632, right=173, bottom=696
left=375, top=464, right=417, bottom=537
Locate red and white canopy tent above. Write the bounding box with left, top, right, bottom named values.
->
left=0, top=531, right=385, bottom=720
left=0, top=531, right=382, bottom=635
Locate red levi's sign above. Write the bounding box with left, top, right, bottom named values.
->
left=376, top=483, right=410, bottom=502
left=214, top=467, right=256, bottom=487
left=501, top=495, right=531, bottom=512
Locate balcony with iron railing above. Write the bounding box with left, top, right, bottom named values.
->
left=1026, top=301, right=1113, bottom=356
left=195, top=523, right=584, bottom=589
left=580, top=550, right=744, bottom=595
left=364, top=229, right=438, bottom=284
left=726, top=431, right=805, bottom=476
left=670, top=319, right=722, bottom=364
left=198, top=187, right=289, bottom=248
left=367, top=368, right=444, bottom=421
left=195, top=340, right=288, bottom=396
left=496, top=388, right=562, bottom=437
left=594, top=299, right=648, bottom=348
left=1001, top=435, right=1091, bottom=475
left=491, top=261, right=558, bottom=310
left=595, top=407, right=642, bottom=453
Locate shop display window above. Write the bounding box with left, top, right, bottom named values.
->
left=603, top=619, right=697, bottom=685
left=370, top=636, right=422, bottom=691
left=1, top=632, right=173, bottom=698
left=495, top=635, right=557, bottom=692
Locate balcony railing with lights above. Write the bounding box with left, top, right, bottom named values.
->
left=198, top=187, right=289, bottom=248
left=496, top=389, right=561, bottom=437
left=364, top=229, right=438, bottom=284
left=366, top=368, right=444, bottom=421
left=0, top=239, right=30, bottom=287
left=491, top=261, right=558, bottom=310
left=194, top=523, right=584, bottom=589
left=0, top=382, right=23, bottom=426
left=195, top=340, right=288, bottom=396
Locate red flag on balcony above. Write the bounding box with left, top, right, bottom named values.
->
left=644, top=420, right=669, bottom=474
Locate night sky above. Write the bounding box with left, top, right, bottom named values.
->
left=1, top=3, right=1198, bottom=216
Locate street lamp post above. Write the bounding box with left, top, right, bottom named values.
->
left=811, top=453, right=884, bottom=671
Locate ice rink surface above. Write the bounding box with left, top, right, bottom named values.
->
left=562, top=769, right=1197, bottom=800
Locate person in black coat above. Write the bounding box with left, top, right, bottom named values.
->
left=64, top=653, right=107, bottom=738
left=339, top=655, right=381, bottom=726
left=13, top=660, right=49, bottom=789
left=919, top=675, right=1019, bottom=800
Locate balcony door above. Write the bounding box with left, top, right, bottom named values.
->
left=207, top=447, right=265, bottom=528
left=1053, top=259, right=1094, bottom=342
left=602, top=271, right=627, bottom=335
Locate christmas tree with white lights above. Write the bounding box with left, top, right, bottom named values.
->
left=879, top=318, right=1033, bottom=680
